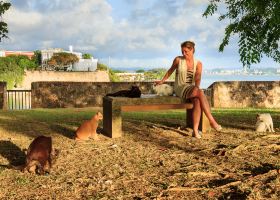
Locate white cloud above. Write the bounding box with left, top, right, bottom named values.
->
left=6, top=8, right=43, bottom=30
left=108, top=57, right=172, bottom=69
left=1, top=0, right=277, bottom=69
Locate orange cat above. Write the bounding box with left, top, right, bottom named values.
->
left=75, top=111, right=103, bottom=141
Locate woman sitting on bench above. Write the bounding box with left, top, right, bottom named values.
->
left=155, top=40, right=222, bottom=138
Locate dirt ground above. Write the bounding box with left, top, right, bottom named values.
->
left=0, top=108, right=280, bottom=200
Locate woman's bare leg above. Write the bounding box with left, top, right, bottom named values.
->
left=189, top=87, right=219, bottom=128
left=191, top=97, right=201, bottom=136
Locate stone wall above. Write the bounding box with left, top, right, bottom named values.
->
left=27, top=81, right=280, bottom=109
left=209, top=81, right=280, bottom=108
left=0, top=82, right=7, bottom=110
left=32, top=82, right=175, bottom=108
left=18, top=70, right=110, bottom=89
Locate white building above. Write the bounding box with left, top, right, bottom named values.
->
left=41, top=46, right=98, bottom=71
left=72, top=58, right=98, bottom=71
left=41, top=48, right=64, bottom=64
left=0, top=51, right=5, bottom=57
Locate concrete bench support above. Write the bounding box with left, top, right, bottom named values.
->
left=103, top=96, right=210, bottom=138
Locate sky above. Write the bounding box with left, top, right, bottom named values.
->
left=1, top=0, right=279, bottom=70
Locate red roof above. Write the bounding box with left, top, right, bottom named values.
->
left=5, top=51, right=34, bottom=59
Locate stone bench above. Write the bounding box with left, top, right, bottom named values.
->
left=102, top=95, right=210, bottom=138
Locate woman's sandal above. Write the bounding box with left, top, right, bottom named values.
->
left=192, top=130, right=202, bottom=139
left=212, top=124, right=222, bottom=132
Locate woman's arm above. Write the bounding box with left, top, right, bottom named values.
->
left=155, top=57, right=179, bottom=85
left=194, top=61, right=202, bottom=88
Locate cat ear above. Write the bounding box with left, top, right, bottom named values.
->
left=96, top=111, right=102, bottom=115
left=256, top=114, right=260, bottom=119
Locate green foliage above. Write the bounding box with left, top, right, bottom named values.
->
left=0, top=55, right=38, bottom=88
left=32, top=50, right=42, bottom=66
left=0, top=57, right=24, bottom=89
left=97, top=62, right=120, bottom=82
left=144, top=68, right=174, bottom=81
left=7, top=55, right=37, bottom=70
left=112, top=69, right=127, bottom=73
left=97, top=62, right=108, bottom=71
left=108, top=70, right=120, bottom=82
left=0, top=1, right=11, bottom=42
left=82, top=53, right=92, bottom=59
left=136, top=69, right=145, bottom=73
left=203, top=0, right=280, bottom=68
left=18, top=59, right=37, bottom=70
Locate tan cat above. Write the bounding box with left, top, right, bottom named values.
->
left=255, top=113, right=274, bottom=132
left=75, top=111, right=103, bottom=141
left=152, top=84, right=174, bottom=96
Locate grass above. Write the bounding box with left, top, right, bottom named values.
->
left=1, top=107, right=279, bottom=129
left=0, top=107, right=279, bottom=199
left=123, top=108, right=280, bottom=129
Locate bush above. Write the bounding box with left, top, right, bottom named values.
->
left=144, top=68, right=175, bottom=81
left=82, top=53, right=92, bottom=59
left=0, top=57, right=24, bottom=89
left=97, top=62, right=120, bottom=82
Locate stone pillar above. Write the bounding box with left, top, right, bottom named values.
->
left=102, top=96, right=123, bottom=138
left=0, top=82, right=7, bottom=110
left=187, top=109, right=210, bottom=132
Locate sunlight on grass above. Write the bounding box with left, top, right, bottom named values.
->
left=0, top=107, right=279, bottom=129
left=123, top=108, right=280, bottom=128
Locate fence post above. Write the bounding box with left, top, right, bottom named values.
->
left=0, top=82, right=7, bottom=110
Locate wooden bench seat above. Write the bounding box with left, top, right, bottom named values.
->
left=102, top=95, right=210, bottom=138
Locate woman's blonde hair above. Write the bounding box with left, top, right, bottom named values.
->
left=181, top=40, right=195, bottom=53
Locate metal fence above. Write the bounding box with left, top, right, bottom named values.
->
left=7, top=90, right=31, bottom=110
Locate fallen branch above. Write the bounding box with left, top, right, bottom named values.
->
left=216, top=180, right=242, bottom=189
left=128, top=119, right=190, bottom=137
left=167, top=181, right=242, bottom=192
left=168, top=187, right=205, bottom=192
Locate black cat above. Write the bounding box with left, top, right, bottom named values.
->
left=106, top=85, right=141, bottom=98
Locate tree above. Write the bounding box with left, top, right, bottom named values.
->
left=18, top=58, right=37, bottom=70
left=97, top=62, right=108, bottom=71
left=82, top=53, right=92, bottom=59
left=136, top=69, right=145, bottom=73
left=0, top=55, right=38, bottom=88
left=47, top=52, right=79, bottom=71
left=203, top=0, right=280, bottom=68
left=0, top=1, right=11, bottom=42
left=7, top=55, right=37, bottom=70
left=144, top=68, right=174, bottom=81
left=32, top=50, right=42, bottom=66
left=0, top=57, right=24, bottom=89
left=112, top=69, right=126, bottom=73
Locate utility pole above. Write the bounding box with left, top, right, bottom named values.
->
left=107, top=56, right=111, bottom=73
